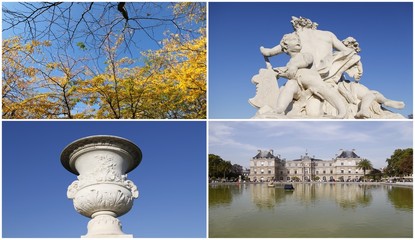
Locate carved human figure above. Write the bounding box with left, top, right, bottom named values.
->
left=259, top=16, right=362, bottom=117
left=336, top=37, right=404, bottom=118
left=341, top=37, right=363, bottom=81
left=260, top=16, right=358, bottom=83
left=337, top=79, right=405, bottom=118
left=251, top=16, right=406, bottom=119
left=274, top=33, right=346, bottom=118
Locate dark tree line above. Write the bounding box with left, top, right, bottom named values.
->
left=209, top=154, right=244, bottom=181
left=384, top=148, right=413, bottom=177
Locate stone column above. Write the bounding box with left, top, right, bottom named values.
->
left=61, top=135, right=142, bottom=238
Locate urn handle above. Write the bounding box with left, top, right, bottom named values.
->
left=124, top=179, right=139, bottom=198
left=67, top=180, right=79, bottom=199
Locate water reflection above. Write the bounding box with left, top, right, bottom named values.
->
left=209, top=183, right=412, bottom=237
left=250, top=184, right=286, bottom=209
left=209, top=184, right=233, bottom=206
left=335, top=184, right=373, bottom=209
left=249, top=183, right=375, bottom=209
left=387, top=186, right=413, bottom=210
left=209, top=183, right=246, bottom=206
left=209, top=183, right=411, bottom=211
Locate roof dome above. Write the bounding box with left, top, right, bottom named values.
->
left=338, top=150, right=360, bottom=158
left=254, top=150, right=275, bottom=159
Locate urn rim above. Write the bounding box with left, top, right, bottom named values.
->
left=61, top=135, right=142, bottom=175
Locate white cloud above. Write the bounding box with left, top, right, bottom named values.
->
left=209, top=121, right=412, bottom=169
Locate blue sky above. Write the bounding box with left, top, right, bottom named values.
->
left=209, top=2, right=413, bottom=118
left=2, top=2, right=205, bottom=76
left=209, top=121, right=413, bottom=170
left=2, top=121, right=206, bottom=238
left=2, top=2, right=205, bottom=117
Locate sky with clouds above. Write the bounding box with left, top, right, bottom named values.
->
left=209, top=121, right=413, bottom=169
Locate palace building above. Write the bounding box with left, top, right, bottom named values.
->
left=249, top=149, right=365, bottom=182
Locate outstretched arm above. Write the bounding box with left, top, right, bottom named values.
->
left=260, top=45, right=283, bottom=57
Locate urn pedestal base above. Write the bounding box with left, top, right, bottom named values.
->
left=82, top=234, right=133, bottom=238
left=81, top=212, right=132, bottom=238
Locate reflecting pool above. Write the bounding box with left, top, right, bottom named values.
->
left=209, top=183, right=412, bottom=238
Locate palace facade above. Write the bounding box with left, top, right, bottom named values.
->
left=249, top=149, right=365, bottom=182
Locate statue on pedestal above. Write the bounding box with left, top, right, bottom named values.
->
left=250, top=16, right=405, bottom=119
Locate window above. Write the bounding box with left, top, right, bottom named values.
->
left=330, top=170, right=333, bottom=174
left=268, top=170, right=272, bottom=174
left=341, top=162, right=344, bottom=166
left=316, top=171, right=319, bottom=174
left=261, top=162, right=264, bottom=166
left=341, top=170, right=344, bottom=173
left=287, top=171, right=290, bottom=174
left=323, top=170, right=326, bottom=174
left=348, top=169, right=351, bottom=174
left=295, top=170, right=297, bottom=174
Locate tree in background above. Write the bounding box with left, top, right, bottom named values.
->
left=3, top=37, right=84, bottom=118
left=209, top=154, right=243, bottom=181
left=367, top=168, right=383, bottom=181
left=2, top=2, right=206, bottom=119
left=231, top=164, right=244, bottom=178
left=385, top=148, right=413, bottom=177
left=357, top=159, right=373, bottom=181
left=291, top=176, right=300, bottom=182
left=209, top=154, right=223, bottom=179
left=312, top=176, right=320, bottom=181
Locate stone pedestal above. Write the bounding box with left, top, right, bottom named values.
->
left=61, top=135, right=142, bottom=238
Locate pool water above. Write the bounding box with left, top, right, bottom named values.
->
left=209, top=183, right=412, bottom=238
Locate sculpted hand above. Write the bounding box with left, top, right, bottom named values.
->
left=260, top=46, right=268, bottom=56
left=273, top=67, right=287, bottom=76
left=276, top=66, right=296, bottom=79
left=285, top=68, right=297, bottom=79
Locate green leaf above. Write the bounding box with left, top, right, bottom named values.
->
left=76, top=42, right=87, bottom=50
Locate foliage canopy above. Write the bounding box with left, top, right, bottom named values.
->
left=2, top=2, right=206, bottom=119
left=385, top=148, right=413, bottom=177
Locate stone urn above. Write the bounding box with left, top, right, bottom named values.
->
left=61, top=135, right=142, bottom=238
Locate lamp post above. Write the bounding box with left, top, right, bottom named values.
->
left=61, top=135, right=142, bottom=238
